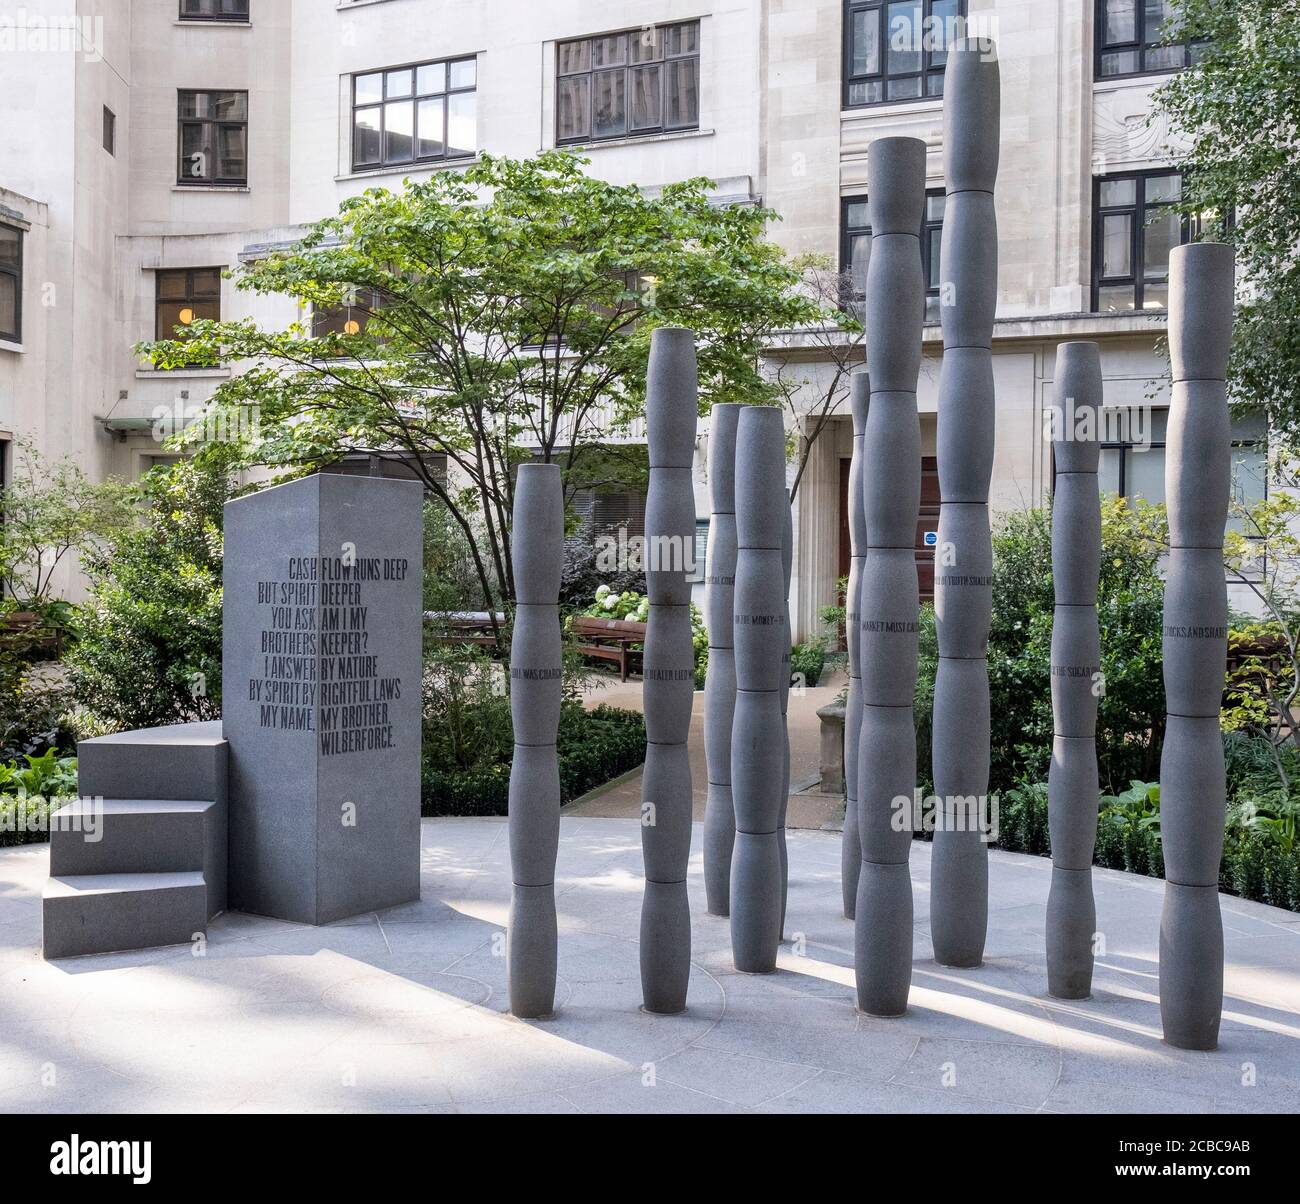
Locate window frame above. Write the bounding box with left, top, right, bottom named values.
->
left=1091, top=169, right=1201, bottom=313
left=154, top=267, right=223, bottom=364
left=0, top=223, right=22, bottom=345
left=1094, top=0, right=1200, bottom=82
left=350, top=56, right=478, bottom=172
left=839, top=189, right=945, bottom=317
left=842, top=0, right=967, bottom=109
left=176, top=89, right=249, bottom=187
left=555, top=21, right=701, bottom=146
left=178, top=0, right=250, bottom=22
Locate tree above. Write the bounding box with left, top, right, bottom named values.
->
left=763, top=253, right=865, bottom=501
left=67, top=455, right=233, bottom=731
left=139, top=151, right=816, bottom=646
left=1153, top=1, right=1300, bottom=434
left=0, top=441, right=133, bottom=609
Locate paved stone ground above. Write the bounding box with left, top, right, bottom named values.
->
left=573, top=670, right=847, bottom=830
left=1, top=817, right=1298, bottom=1114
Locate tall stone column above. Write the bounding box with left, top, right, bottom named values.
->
left=639, top=326, right=699, bottom=1015
left=1047, top=342, right=1103, bottom=999
left=1160, top=242, right=1234, bottom=1050
left=508, top=462, right=564, bottom=1018
left=703, top=404, right=742, bottom=916
left=731, top=405, right=788, bottom=972
left=855, top=136, right=925, bottom=1015
left=843, top=373, right=869, bottom=918
left=778, top=491, right=793, bottom=937
left=930, top=38, right=1000, bottom=969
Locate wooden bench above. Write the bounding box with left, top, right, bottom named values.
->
left=0, top=611, right=65, bottom=659
left=573, top=616, right=647, bottom=681
left=425, top=612, right=505, bottom=649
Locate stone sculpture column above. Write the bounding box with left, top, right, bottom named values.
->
left=640, top=326, right=698, bottom=1015
left=855, top=136, right=925, bottom=1015
left=930, top=38, right=1000, bottom=969
left=843, top=372, right=869, bottom=919
left=731, top=405, right=788, bottom=972
left=508, top=462, right=564, bottom=1018
left=703, top=404, right=742, bottom=916
left=778, top=491, right=793, bottom=937
left=1160, top=242, right=1234, bottom=1050
left=1047, top=342, right=1103, bottom=999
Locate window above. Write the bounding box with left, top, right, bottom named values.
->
left=352, top=58, right=477, bottom=171
left=0, top=224, right=21, bottom=343
left=180, top=0, right=250, bottom=20
left=177, top=91, right=248, bottom=185
left=1092, top=171, right=1203, bottom=312
left=1096, top=0, right=1203, bottom=79
left=1098, top=408, right=1267, bottom=535
left=155, top=268, right=222, bottom=360
left=841, top=190, right=945, bottom=321
left=312, top=288, right=384, bottom=339
left=103, top=106, right=116, bottom=155
left=844, top=0, right=965, bottom=107
left=556, top=22, right=700, bottom=144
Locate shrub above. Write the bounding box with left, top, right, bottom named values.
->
left=67, top=456, right=232, bottom=731
left=0, top=750, right=80, bottom=848
left=790, top=637, right=826, bottom=689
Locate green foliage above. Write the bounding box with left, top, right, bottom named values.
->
left=67, top=455, right=233, bottom=731
left=1154, top=2, right=1300, bottom=436
left=139, top=150, right=816, bottom=629
left=422, top=704, right=645, bottom=817
left=790, top=637, right=826, bottom=688
left=0, top=441, right=134, bottom=607
left=423, top=499, right=488, bottom=614
left=916, top=495, right=1168, bottom=795
left=0, top=751, right=79, bottom=849
left=996, top=781, right=1050, bottom=856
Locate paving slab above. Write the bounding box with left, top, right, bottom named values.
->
left=0, top=817, right=1297, bottom=1114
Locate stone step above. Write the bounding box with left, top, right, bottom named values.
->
left=42, top=872, right=210, bottom=959
left=49, top=799, right=223, bottom=892
left=76, top=721, right=227, bottom=802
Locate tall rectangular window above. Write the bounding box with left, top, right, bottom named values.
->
left=312, top=288, right=384, bottom=339
left=844, top=0, right=966, bottom=107
left=841, top=190, right=944, bottom=320
left=1096, top=0, right=1202, bottom=79
left=0, top=224, right=22, bottom=343
left=1092, top=171, right=1202, bottom=312
left=180, top=0, right=250, bottom=20
left=352, top=58, right=477, bottom=171
left=177, top=91, right=248, bottom=185
left=557, top=22, right=700, bottom=144
left=103, top=106, right=116, bottom=155
left=155, top=268, right=222, bottom=364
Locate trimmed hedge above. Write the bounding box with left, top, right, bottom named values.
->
left=422, top=704, right=646, bottom=817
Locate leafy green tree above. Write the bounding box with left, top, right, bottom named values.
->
left=66, top=454, right=234, bottom=731
left=139, top=151, right=816, bottom=645
left=1154, top=1, right=1300, bottom=432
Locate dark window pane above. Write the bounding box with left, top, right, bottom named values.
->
left=417, top=97, right=445, bottom=158
left=1099, top=49, right=1141, bottom=75
left=886, top=2, right=923, bottom=74
left=0, top=226, right=22, bottom=269
left=355, top=73, right=383, bottom=105
left=1098, top=283, right=1135, bottom=311
left=1144, top=0, right=1175, bottom=40
left=926, top=193, right=946, bottom=221
left=1099, top=178, right=1137, bottom=207
left=851, top=9, right=881, bottom=76
left=1142, top=281, right=1168, bottom=309
left=447, top=92, right=475, bottom=156
left=354, top=107, right=381, bottom=165
left=386, top=69, right=413, bottom=100
left=666, top=57, right=699, bottom=127
left=592, top=69, right=626, bottom=138
left=1144, top=44, right=1183, bottom=71
left=848, top=79, right=884, bottom=105
left=1145, top=173, right=1180, bottom=203
left=630, top=28, right=663, bottom=62
left=845, top=201, right=870, bottom=229
left=216, top=126, right=246, bottom=180
left=191, top=269, right=222, bottom=297
left=157, top=271, right=189, bottom=301
left=180, top=123, right=208, bottom=179
left=384, top=100, right=414, bottom=162
left=416, top=63, right=445, bottom=95
left=930, top=0, right=957, bottom=62
left=1144, top=210, right=1179, bottom=279
left=849, top=232, right=871, bottom=294
left=927, top=228, right=942, bottom=288
left=887, top=74, right=923, bottom=100
left=1105, top=0, right=1137, bottom=44
left=558, top=41, right=590, bottom=74
left=592, top=35, right=626, bottom=68
left=449, top=59, right=476, bottom=90
left=179, top=92, right=208, bottom=120
left=629, top=65, right=662, bottom=131
left=666, top=22, right=699, bottom=56
left=0, top=276, right=16, bottom=336
left=213, top=92, right=246, bottom=120
left=1102, top=213, right=1133, bottom=276
left=557, top=75, right=590, bottom=141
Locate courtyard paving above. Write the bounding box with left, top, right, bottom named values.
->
left=1, top=817, right=1298, bottom=1113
